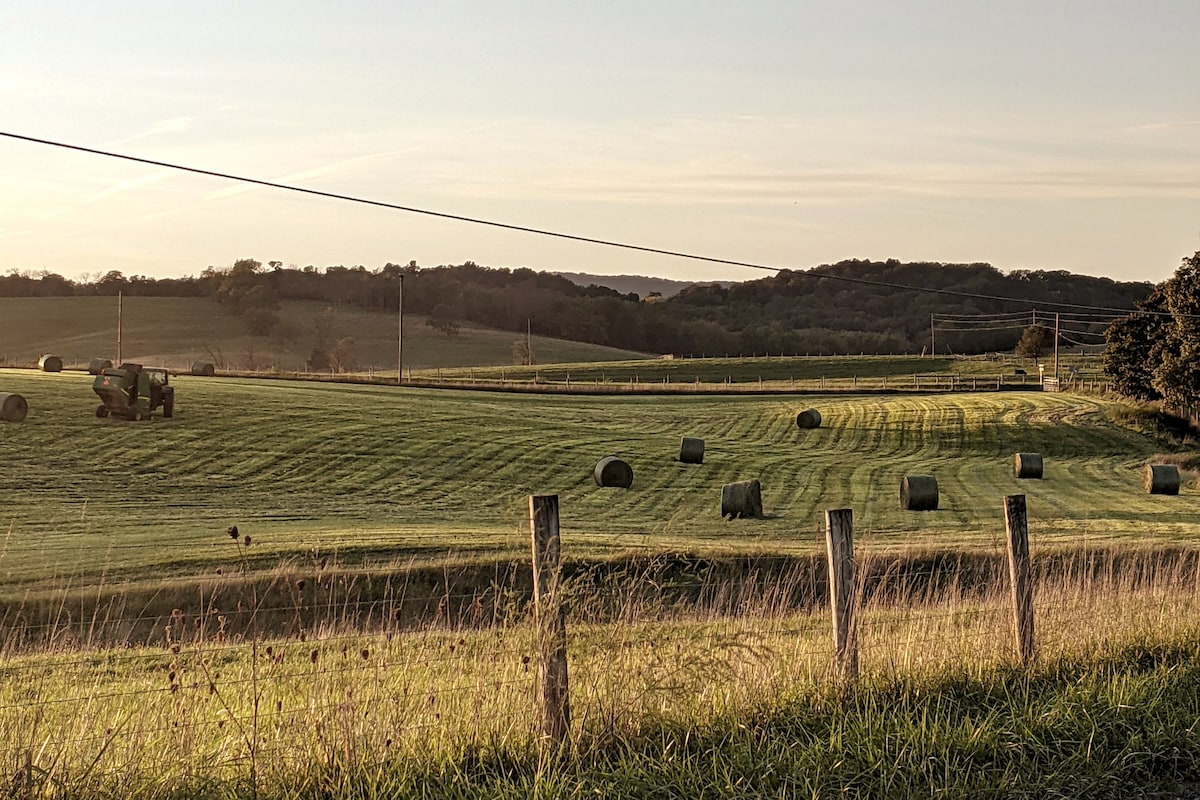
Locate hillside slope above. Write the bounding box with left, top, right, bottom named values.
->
left=0, top=296, right=648, bottom=371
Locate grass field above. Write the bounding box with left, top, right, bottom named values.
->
left=0, top=367, right=1189, bottom=594
left=0, top=295, right=648, bottom=371
left=3, top=369, right=1200, bottom=797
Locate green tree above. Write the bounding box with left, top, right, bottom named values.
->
left=1102, top=285, right=1167, bottom=401
left=1152, top=252, right=1200, bottom=410
left=242, top=307, right=280, bottom=338
left=1014, top=324, right=1055, bottom=360
left=307, top=348, right=330, bottom=372
left=426, top=303, right=460, bottom=337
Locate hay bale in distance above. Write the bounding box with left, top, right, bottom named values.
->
left=0, top=393, right=28, bottom=423
left=38, top=354, right=63, bottom=373
left=1145, top=464, right=1180, bottom=495
left=721, top=479, right=763, bottom=519
left=1013, top=452, right=1043, bottom=479
left=87, top=358, right=113, bottom=375
left=796, top=409, right=822, bottom=429
left=678, top=436, right=705, bottom=464
left=901, top=475, right=939, bottom=510
left=594, top=456, right=634, bottom=488
left=190, top=362, right=216, bottom=377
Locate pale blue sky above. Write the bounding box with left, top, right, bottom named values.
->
left=1, top=1, right=1197, bottom=284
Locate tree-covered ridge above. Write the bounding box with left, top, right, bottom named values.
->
left=1, top=258, right=1153, bottom=356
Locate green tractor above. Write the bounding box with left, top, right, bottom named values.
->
left=93, top=363, right=175, bottom=420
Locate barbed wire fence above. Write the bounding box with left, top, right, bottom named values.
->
left=0, top=491, right=1195, bottom=793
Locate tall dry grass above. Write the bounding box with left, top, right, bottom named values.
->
left=0, top=546, right=1199, bottom=796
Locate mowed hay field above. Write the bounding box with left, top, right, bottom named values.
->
left=0, top=367, right=1191, bottom=591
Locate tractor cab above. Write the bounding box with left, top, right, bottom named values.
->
left=93, top=363, right=175, bottom=420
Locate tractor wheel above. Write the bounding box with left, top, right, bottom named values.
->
left=162, top=394, right=174, bottom=419
left=95, top=404, right=109, bottom=418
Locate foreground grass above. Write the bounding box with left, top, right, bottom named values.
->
left=4, top=552, right=1200, bottom=798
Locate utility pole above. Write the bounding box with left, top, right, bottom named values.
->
left=1053, top=312, right=1060, bottom=381
left=396, top=275, right=404, bottom=384
left=526, top=318, right=533, bottom=366
left=116, top=290, right=123, bottom=365
left=930, top=314, right=935, bottom=357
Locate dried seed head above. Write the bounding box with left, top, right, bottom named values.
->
left=169, top=644, right=181, bottom=655
left=360, top=648, right=370, bottom=660
left=243, top=535, right=252, bottom=547
left=226, top=525, right=238, bottom=539
left=310, top=649, right=319, bottom=664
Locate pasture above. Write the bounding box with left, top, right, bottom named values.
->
left=0, top=367, right=1190, bottom=594
left=2, top=368, right=1200, bottom=798
left=0, top=295, right=647, bottom=372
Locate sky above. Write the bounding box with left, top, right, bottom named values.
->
left=0, top=0, right=1198, bottom=285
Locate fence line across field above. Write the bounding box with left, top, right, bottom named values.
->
left=0, top=488, right=1190, bottom=787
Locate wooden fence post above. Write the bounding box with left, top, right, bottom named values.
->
left=1004, top=494, right=1035, bottom=665
left=529, top=494, right=570, bottom=744
left=825, top=508, right=858, bottom=678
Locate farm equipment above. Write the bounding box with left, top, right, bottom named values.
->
left=93, top=364, right=175, bottom=420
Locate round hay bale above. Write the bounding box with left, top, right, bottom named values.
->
left=38, top=354, right=62, bottom=373
left=1145, top=464, right=1180, bottom=495
left=190, top=362, right=216, bottom=377
left=721, top=479, right=763, bottom=519
left=87, top=358, right=113, bottom=375
left=900, top=475, right=939, bottom=511
left=678, top=436, right=705, bottom=464
left=796, top=409, right=822, bottom=429
left=594, top=456, right=634, bottom=489
left=0, top=393, right=28, bottom=423
left=1013, top=452, right=1043, bottom=479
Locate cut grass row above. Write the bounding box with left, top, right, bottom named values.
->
left=0, top=368, right=1188, bottom=594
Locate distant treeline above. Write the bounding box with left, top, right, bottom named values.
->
left=0, top=259, right=1153, bottom=356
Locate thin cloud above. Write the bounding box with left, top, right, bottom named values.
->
left=202, top=148, right=413, bottom=201
left=85, top=171, right=175, bottom=203
left=1120, top=120, right=1200, bottom=134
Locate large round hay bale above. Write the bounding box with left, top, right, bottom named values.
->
left=0, top=393, right=28, bottom=423
left=38, top=354, right=62, bottom=373
left=190, top=362, right=216, bottom=377
left=721, top=479, right=763, bottom=519
left=1145, top=464, right=1180, bottom=495
left=679, top=436, right=705, bottom=464
left=1013, top=453, right=1043, bottom=479
left=594, top=456, right=634, bottom=488
left=796, top=409, right=822, bottom=429
left=87, top=358, right=113, bottom=375
left=901, top=475, right=939, bottom=511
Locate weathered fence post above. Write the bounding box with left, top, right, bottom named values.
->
left=529, top=494, right=570, bottom=745
left=825, top=508, right=858, bottom=678
left=1004, top=494, right=1035, bottom=665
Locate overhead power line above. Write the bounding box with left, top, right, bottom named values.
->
left=0, top=129, right=1157, bottom=315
